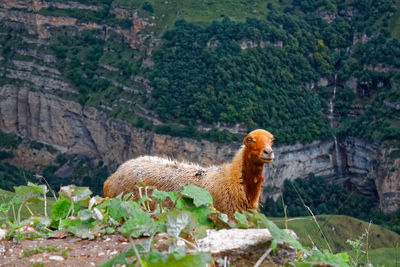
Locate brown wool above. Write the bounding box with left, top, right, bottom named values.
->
left=103, top=129, right=274, bottom=218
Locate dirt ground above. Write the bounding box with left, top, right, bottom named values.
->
left=0, top=233, right=287, bottom=267
left=0, top=234, right=133, bottom=267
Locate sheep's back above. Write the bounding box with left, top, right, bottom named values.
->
left=103, top=156, right=218, bottom=198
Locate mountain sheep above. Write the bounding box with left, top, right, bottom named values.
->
left=103, top=129, right=274, bottom=218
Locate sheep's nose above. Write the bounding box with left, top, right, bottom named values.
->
left=264, top=148, right=273, bottom=155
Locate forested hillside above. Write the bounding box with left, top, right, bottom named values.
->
left=1, top=0, right=399, bottom=143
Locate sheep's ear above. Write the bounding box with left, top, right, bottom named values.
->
left=244, top=136, right=254, bottom=145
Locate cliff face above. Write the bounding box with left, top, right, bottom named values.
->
left=0, top=85, right=238, bottom=167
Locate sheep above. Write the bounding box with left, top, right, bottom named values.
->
left=103, top=129, right=274, bottom=218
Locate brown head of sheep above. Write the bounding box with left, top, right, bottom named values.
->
left=103, top=129, right=274, bottom=218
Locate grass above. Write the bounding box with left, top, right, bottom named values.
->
left=367, top=247, right=400, bottom=266
left=272, top=215, right=400, bottom=253
left=19, top=246, right=59, bottom=258
left=114, top=0, right=290, bottom=33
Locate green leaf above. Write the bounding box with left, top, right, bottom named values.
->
left=107, top=199, right=129, bottom=221
left=181, top=185, right=213, bottom=207
left=119, top=206, right=152, bottom=237
left=9, top=196, right=23, bottom=205
left=59, top=185, right=92, bottom=206
left=1, top=203, right=9, bottom=213
left=234, top=212, right=249, bottom=228
left=262, top=215, right=303, bottom=251
left=52, top=199, right=71, bottom=219
left=166, top=211, right=198, bottom=237
left=148, top=248, right=168, bottom=263
left=77, top=209, right=93, bottom=221
left=14, top=184, right=43, bottom=203
left=152, top=189, right=178, bottom=203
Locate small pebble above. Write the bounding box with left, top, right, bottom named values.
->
left=98, top=252, right=105, bottom=256
left=110, top=250, right=118, bottom=255
left=0, top=228, right=6, bottom=240
left=30, top=257, right=43, bottom=262
left=49, top=255, right=64, bottom=261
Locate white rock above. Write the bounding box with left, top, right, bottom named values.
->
left=198, top=229, right=273, bottom=254
left=49, top=255, right=65, bottom=261
left=0, top=228, right=6, bottom=240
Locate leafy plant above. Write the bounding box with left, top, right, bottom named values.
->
left=0, top=182, right=351, bottom=266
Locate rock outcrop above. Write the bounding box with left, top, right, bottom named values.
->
left=0, top=85, right=238, bottom=168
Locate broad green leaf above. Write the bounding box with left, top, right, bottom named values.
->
left=59, top=185, right=92, bottom=206
left=9, top=197, right=23, bottom=205
left=27, top=182, right=48, bottom=195
left=234, top=212, right=249, bottom=228
left=59, top=218, right=75, bottom=228
left=1, top=203, right=9, bottom=213
left=30, top=217, right=51, bottom=228
left=262, top=215, right=303, bottom=251
left=152, top=189, right=178, bottom=203
left=181, top=185, right=213, bottom=207
left=52, top=199, right=81, bottom=219
left=189, top=205, right=212, bottom=226
left=148, top=248, right=168, bottom=263
left=166, top=211, right=198, bottom=237
left=107, top=199, right=129, bottom=221
left=14, top=184, right=43, bottom=203
left=68, top=225, right=95, bottom=239
left=119, top=206, right=152, bottom=237
left=174, top=197, right=211, bottom=226
left=77, top=209, right=93, bottom=221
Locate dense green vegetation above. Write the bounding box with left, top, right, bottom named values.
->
left=151, top=18, right=333, bottom=145
left=148, top=0, right=399, bottom=144
left=0, top=183, right=354, bottom=266
left=263, top=174, right=400, bottom=234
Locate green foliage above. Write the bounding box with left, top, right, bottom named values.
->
left=0, top=182, right=353, bottom=266
left=0, top=162, right=33, bottom=192
left=52, top=199, right=81, bottom=219
left=181, top=184, right=213, bottom=207
left=0, top=132, right=21, bottom=149
left=263, top=174, right=376, bottom=220
left=142, top=2, right=154, bottom=13
left=150, top=18, right=333, bottom=144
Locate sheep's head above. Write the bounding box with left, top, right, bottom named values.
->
left=243, top=129, right=274, bottom=165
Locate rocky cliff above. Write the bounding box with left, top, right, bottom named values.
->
left=0, top=85, right=240, bottom=167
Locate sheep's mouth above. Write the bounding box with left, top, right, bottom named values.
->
left=261, top=158, right=274, bottom=164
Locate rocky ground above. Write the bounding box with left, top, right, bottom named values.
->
left=1, top=234, right=132, bottom=266
left=0, top=231, right=293, bottom=267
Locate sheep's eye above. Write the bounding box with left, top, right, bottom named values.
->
left=246, top=137, right=253, bottom=143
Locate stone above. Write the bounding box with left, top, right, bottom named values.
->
left=49, top=255, right=64, bottom=261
